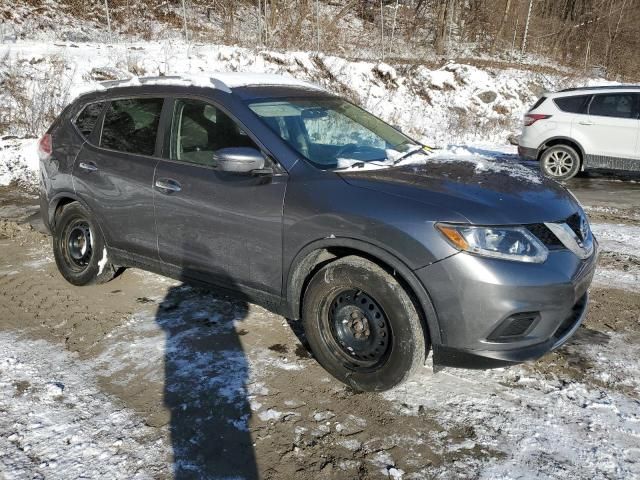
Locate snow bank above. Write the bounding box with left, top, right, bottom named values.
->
left=0, top=138, right=39, bottom=187
left=0, top=39, right=577, bottom=186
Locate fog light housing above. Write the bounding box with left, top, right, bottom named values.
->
left=487, top=312, right=540, bottom=342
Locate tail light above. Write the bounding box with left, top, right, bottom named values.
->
left=38, top=133, right=52, bottom=161
left=524, top=114, right=552, bottom=127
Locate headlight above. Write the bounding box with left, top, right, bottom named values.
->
left=436, top=223, right=548, bottom=263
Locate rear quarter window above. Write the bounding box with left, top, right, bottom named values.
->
left=554, top=95, right=591, bottom=114
left=73, top=102, right=105, bottom=139
left=528, top=97, right=547, bottom=112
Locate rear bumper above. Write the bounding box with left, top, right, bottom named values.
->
left=518, top=145, right=538, bottom=161
left=39, top=191, right=52, bottom=234
left=416, top=246, right=598, bottom=369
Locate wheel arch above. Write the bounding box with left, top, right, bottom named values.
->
left=285, top=237, right=442, bottom=345
left=49, top=192, right=87, bottom=231
left=48, top=193, right=108, bottom=243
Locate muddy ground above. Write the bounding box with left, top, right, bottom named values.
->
left=0, top=180, right=639, bottom=480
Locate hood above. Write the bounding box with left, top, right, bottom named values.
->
left=337, top=158, right=580, bottom=225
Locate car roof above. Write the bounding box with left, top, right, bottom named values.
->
left=544, top=85, right=640, bottom=98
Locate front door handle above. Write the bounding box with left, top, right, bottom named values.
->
left=79, top=161, right=98, bottom=172
left=578, top=121, right=594, bottom=125
left=155, top=178, right=182, bottom=193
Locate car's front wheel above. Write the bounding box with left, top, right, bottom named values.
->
left=53, top=202, right=119, bottom=286
left=302, top=255, right=428, bottom=391
left=540, top=145, right=581, bottom=181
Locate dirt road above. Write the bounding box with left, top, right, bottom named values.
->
left=0, top=183, right=639, bottom=479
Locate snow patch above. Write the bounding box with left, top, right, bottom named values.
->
left=591, top=223, right=640, bottom=257
left=384, top=351, right=640, bottom=479
left=0, top=332, right=170, bottom=478
left=258, top=409, right=283, bottom=422
left=97, top=247, right=108, bottom=276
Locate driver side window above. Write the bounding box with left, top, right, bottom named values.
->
left=170, top=99, right=257, bottom=167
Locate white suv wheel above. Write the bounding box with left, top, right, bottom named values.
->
left=540, top=145, right=580, bottom=181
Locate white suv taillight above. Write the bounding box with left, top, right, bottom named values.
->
left=38, top=133, right=52, bottom=161
left=523, top=114, right=552, bottom=127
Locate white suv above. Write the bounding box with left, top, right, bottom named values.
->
left=518, top=86, right=640, bottom=180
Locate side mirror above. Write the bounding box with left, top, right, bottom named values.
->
left=213, top=147, right=267, bottom=174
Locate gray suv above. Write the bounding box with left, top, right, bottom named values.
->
left=38, top=74, right=598, bottom=391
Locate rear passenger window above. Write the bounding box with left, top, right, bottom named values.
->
left=100, top=98, right=163, bottom=156
left=589, top=93, right=637, bottom=119
left=554, top=95, right=591, bottom=114
left=74, top=102, right=104, bottom=139
left=169, top=99, right=258, bottom=166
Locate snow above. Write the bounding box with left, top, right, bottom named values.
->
left=594, top=267, right=640, bottom=292
left=211, top=72, right=324, bottom=91
left=0, top=39, right=578, bottom=185
left=0, top=332, right=170, bottom=479
left=431, top=145, right=543, bottom=184
left=1, top=222, right=639, bottom=477
left=591, top=223, right=640, bottom=257
left=97, top=247, right=108, bottom=276
left=0, top=138, right=39, bottom=187
left=257, top=409, right=283, bottom=422
left=425, top=69, right=457, bottom=90
left=384, top=353, right=640, bottom=479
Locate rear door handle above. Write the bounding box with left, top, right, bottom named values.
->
left=79, top=161, right=98, bottom=172
left=155, top=178, right=182, bottom=193
left=578, top=121, right=594, bottom=125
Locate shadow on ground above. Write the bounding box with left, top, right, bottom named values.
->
left=155, top=269, right=258, bottom=479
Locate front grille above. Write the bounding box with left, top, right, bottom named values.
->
left=527, top=223, right=563, bottom=249
left=527, top=211, right=585, bottom=250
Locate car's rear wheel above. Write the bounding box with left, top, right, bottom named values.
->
left=302, top=255, right=427, bottom=391
left=540, top=145, right=581, bottom=181
left=53, top=202, right=118, bottom=286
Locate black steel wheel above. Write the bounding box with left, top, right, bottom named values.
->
left=302, top=255, right=428, bottom=391
left=62, top=219, right=93, bottom=272
left=325, top=289, right=391, bottom=370
left=52, top=202, right=118, bottom=286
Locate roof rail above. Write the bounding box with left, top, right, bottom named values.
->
left=559, top=85, right=640, bottom=93
left=100, top=76, right=184, bottom=89
left=99, top=73, right=322, bottom=94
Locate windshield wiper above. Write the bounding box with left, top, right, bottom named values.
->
left=392, top=145, right=426, bottom=165
left=334, top=161, right=366, bottom=170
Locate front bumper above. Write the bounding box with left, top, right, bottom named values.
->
left=416, top=247, right=597, bottom=369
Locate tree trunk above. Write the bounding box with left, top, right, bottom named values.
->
left=434, top=1, right=449, bottom=55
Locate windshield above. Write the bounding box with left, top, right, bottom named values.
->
left=247, top=97, right=420, bottom=169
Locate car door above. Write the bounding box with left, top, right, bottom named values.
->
left=72, top=97, right=164, bottom=259
left=153, top=97, right=287, bottom=296
left=580, top=93, right=640, bottom=165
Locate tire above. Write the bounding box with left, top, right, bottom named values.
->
left=52, top=202, right=118, bottom=286
left=540, top=145, right=581, bottom=181
left=302, top=255, right=427, bottom=392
